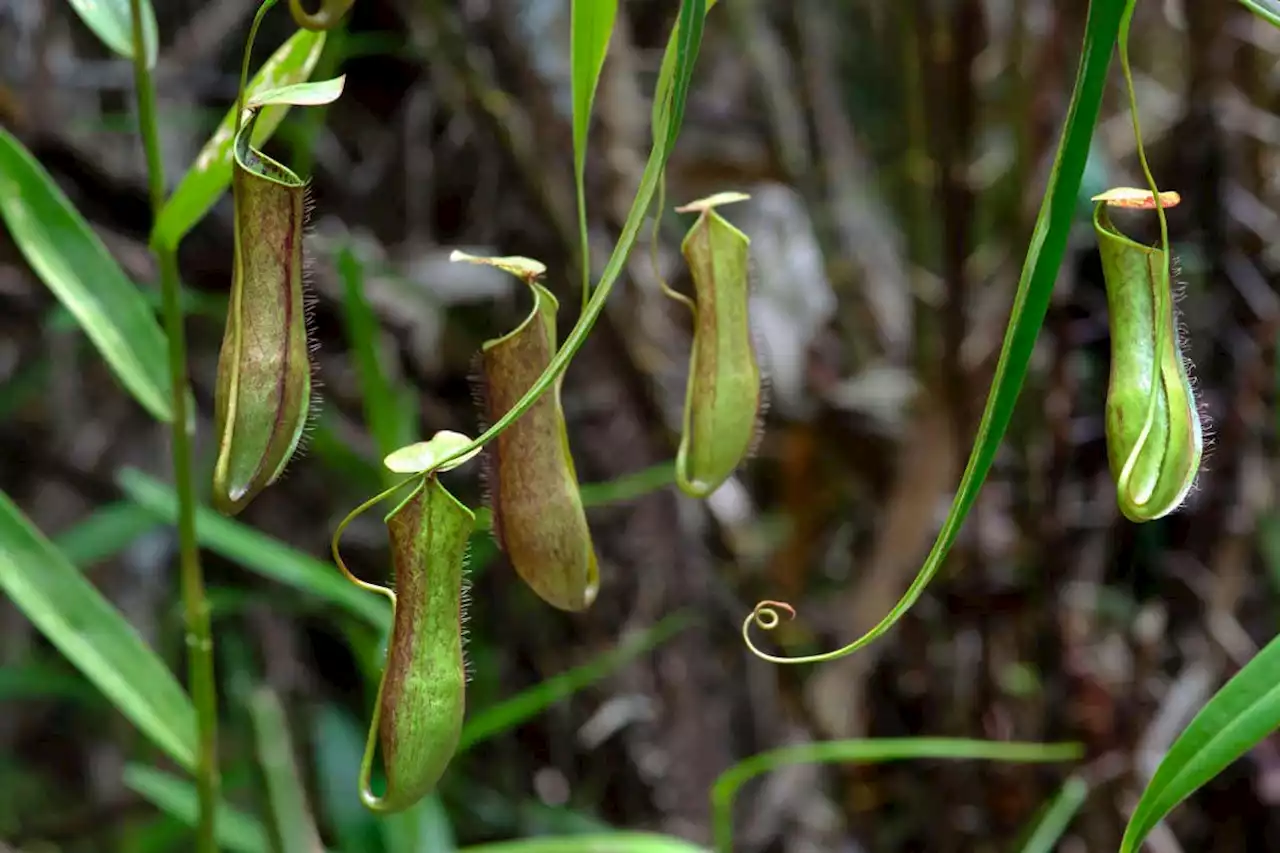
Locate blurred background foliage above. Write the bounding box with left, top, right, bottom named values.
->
left=3, top=0, right=1280, bottom=851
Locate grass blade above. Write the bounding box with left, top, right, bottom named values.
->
left=1121, top=634, right=1280, bottom=851
left=153, top=30, right=328, bottom=250
left=742, top=0, right=1129, bottom=664
left=0, top=128, right=173, bottom=422
left=1016, top=775, right=1089, bottom=853
left=249, top=688, right=325, bottom=853
left=311, top=704, right=382, bottom=853
left=124, top=764, right=271, bottom=853
left=580, top=461, right=675, bottom=508
left=53, top=501, right=163, bottom=568
left=117, top=468, right=390, bottom=631
left=711, top=739, right=1083, bottom=853
left=65, top=0, right=158, bottom=66
left=458, top=836, right=708, bottom=853
left=570, top=0, right=619, bottom=305
left=336, top=245, right=417, bottom=464
left=0, top=491, right=197, bottom=769
left=457, top=613, right=691, bottom=751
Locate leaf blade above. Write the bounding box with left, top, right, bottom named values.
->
left=0, top=128, right=173, bottom=421
left=711, top=739, right=1082, bottom=852
left=570, top=0, right=618, bottom=301
left=1121, top=635, right=1280, bottom=851
left=1016, top=776, right=1089, bottom=853
left=124, top=764, right=271, bottom=853
left=249, top=688, right=325, bottom=853
left=457, top=613, right=691, bottom=751
left=65, top=0, right=158, bottom=66
left=0, top=491, right=197, bottom=769
left=248, top=76, right=347, bottom=110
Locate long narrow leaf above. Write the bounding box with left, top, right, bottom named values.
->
left=458, top=835, right=709, bottom=853
left=336, top=245, right=417, bottom=465
left=249, top=688, right=325, bottom=853
left=711, top=739, right=1083, bottom=852
left=570, top=0, right=619, bottom=303
left=153, top=30, right=328, bottom=250
left=124, top=764, right=271, bottom=853
left=1016, top=776, right=1089, bottom=853
left=53, top=501, right=162, bottom=568
left=457, top=613, right=691, bottom=751
left=0, top=492, right=197, bottom=769
left=1121, top=634, right=1280, bottom=851
left=117, top=468, right=390, bottom=631
left=743, top=0, right=1129, bottom=664
left=65, top=0, right=158, bottom=66
left=0, top=128, right=172, bottom=422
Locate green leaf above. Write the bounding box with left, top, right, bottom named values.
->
left=457, top=613, right=691, bottom=751
left=153, top=30, right=328, bottom=250
left=65, top=0, right=158, bottom=67
left=311, top=705, right=382, bottom=853
left=1016, top=776, right=1089, bottom=853
left=124, top=764, right=271, bottom=853
left=578, top=461, right=675, bottom=508
left=711, top=739, right=1083, bottom=852
left=53, top=501, right=163, bottom=568
left=336, top=244, right=419, bottom=467
left=248, top=76, right=347, bottom=109
left=570, top=0, right=618, bottom=303
left=116, top=468, right=390, bottom=631
left=1240, top=0, right=1280, bottom=27
left=0, top=128, right=172, bottom=422
left=385, top=431, right=480, bottom=475
left=570, top=0, right=617, bottom=171
left=1121, top=633, right=1280, bottom=851
left=650, top=0, right=712, bottom=152
left=0, top=491, right=197, bottom=769
left=249, top=688, right=325, bottom=853
left=458, top=835, right=709, bottom=853
left=742, top=0, right=1128, bottom=664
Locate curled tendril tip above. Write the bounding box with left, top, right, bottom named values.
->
left=741, top=600, right=799, bottom=660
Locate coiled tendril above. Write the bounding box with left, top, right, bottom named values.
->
left=741, top=601, right=800, bottom=663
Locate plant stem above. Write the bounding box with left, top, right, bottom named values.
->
left=128, top=2, right=220, bottom=850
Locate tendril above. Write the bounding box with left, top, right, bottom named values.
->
left=741, top=600, right=800, bottom=662
left=330, top=476, right=417, bottom=606
left=1115, top=0, right=1172, bottom=514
